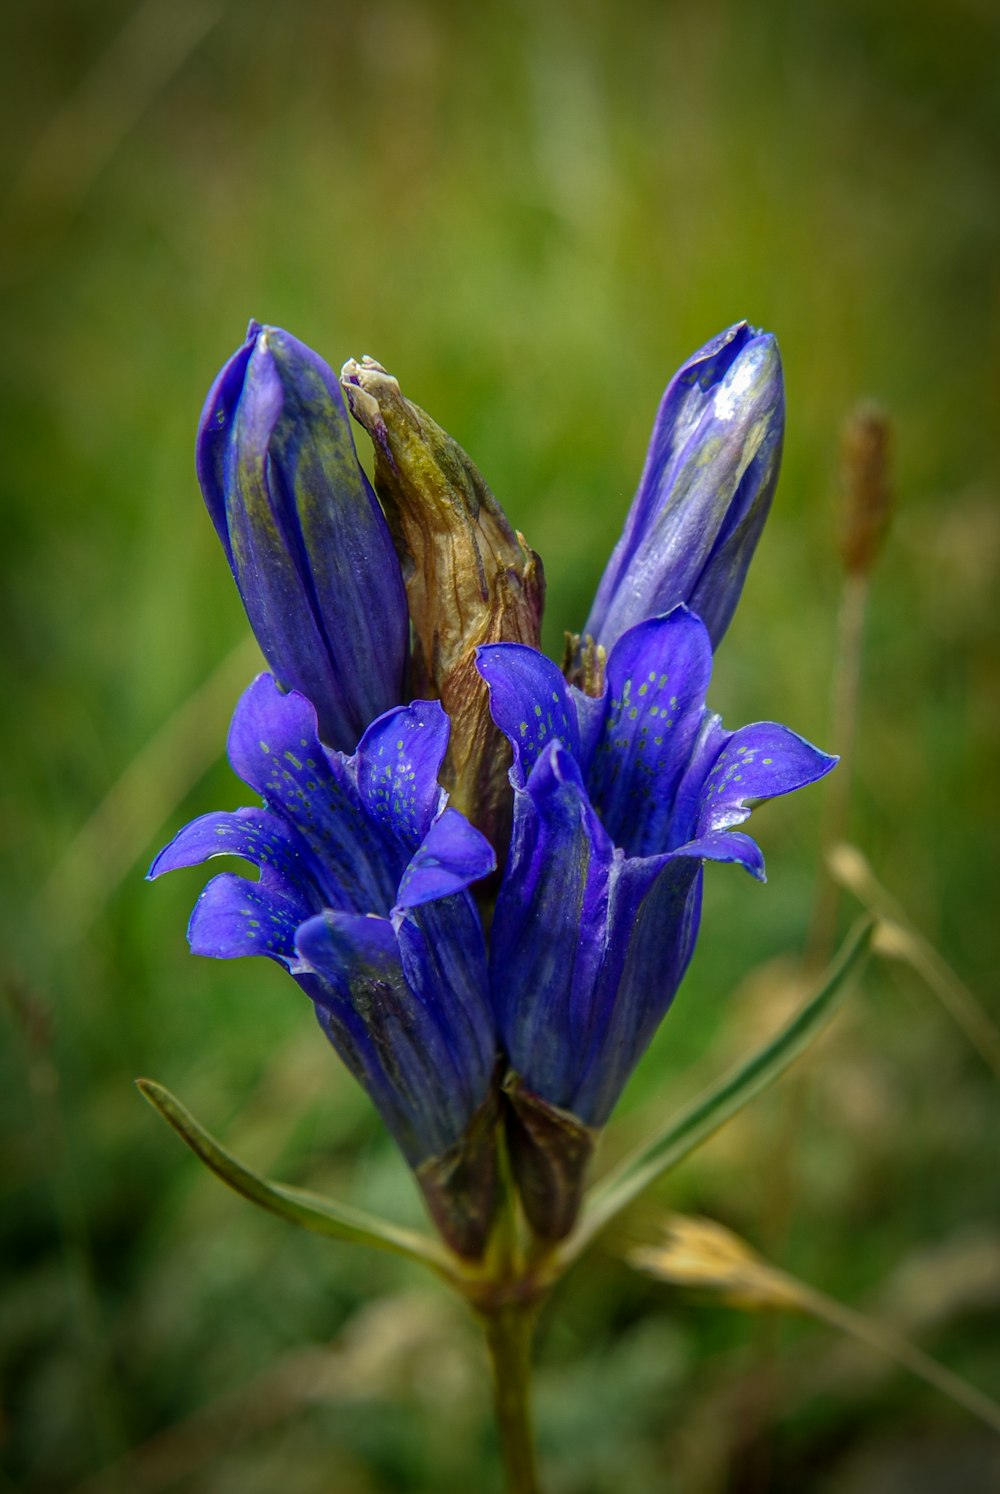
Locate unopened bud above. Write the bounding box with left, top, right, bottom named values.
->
left=838, top=403, right=894, bottom=576
left=341, top=358, right=544, bottom=852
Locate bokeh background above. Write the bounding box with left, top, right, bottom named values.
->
left=2, top=1, right=999, bottom=1489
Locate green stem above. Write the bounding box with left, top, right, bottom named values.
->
left=481, top=1303, right=542, bottom=1494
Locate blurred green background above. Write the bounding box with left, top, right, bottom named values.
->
left=2, top=0, right=998, bottom=1489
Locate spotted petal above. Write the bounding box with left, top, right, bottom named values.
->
left=586, top=610, right=713, bottom=857
left=476, top=643, right=581, bottom=787
left=695, top=721, right=838, bottom=836
left=226, top=674, right=400, bottom=914
left=187, top=871, right=314, bottom=967
left=354, top=698, right=450, bottom=849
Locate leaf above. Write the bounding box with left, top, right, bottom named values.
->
left=562, top=918, right=874, bottom=1261
left=136, top=1078, right=456, bottom=1276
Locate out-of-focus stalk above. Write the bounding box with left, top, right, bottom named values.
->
left=807, top=404, right=894, bottom=966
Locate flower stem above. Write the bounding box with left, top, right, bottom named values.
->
left=481, top=1303, right=542, bottom=1494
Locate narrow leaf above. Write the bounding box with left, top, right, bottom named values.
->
left=137, top=1078, right=455, bottom=1275
left=563, top=918, right=874, bottom=1261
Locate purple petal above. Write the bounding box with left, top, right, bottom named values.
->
left=226, top=675, right=401, bottom=913
left=395, top=807, right=496, bottom=911
left=195, top=320, right=258, bottom=564
left=354, top=699, right=450, bottom=848
left=570, top=856, right=704, bottom=1125
left=198, top=324, right=408, bottom=751
left=187, top=871, right=313, bottom=967
left=695, top=721, right=837, bottom=837
left=147, top=806, right=327, bottom=902
left=394, top=893, right=496, bottom=1107
left=584, top=325, right=784, bottom=652
left=296, top=910, right=476, bottom=1162
left=476, top=643, right=580, bottom=786
left=586, top=610, right=713, bottom=857
left=672, top=828, right=767, bottom=881
left=490, top=742, right=615, bottom=1108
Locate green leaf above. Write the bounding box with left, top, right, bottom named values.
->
left=562, top=918, right=875, bottom=1262
left=136, top=1078, right=456, bottom=1276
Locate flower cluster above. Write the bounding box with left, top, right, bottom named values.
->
left=151, top=319, right=834, bottom=1254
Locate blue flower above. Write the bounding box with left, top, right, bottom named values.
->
left=583, top=322, right=784, bottom=655
left=197, top=323, right=409, bottom=752
left=477, top=607, right=835, bottom=1237
left=149, top=675, right=499, bottom=1256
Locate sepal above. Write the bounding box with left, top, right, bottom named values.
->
left=416, top=1078, right=503, bottom=1259
left=503, top=1071, right=598, bottom=1242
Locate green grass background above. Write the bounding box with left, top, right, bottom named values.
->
left=1, top=0, right=998, bottom=1489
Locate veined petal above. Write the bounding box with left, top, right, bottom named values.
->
left=695, top=721, right=838, bottom=837
left=395, top=808, right=496, bottom=911
left=295, top=910, right=475, bottom=1163
left=570, top=856, right=704, bottom=1125
left=490, top=742, right=615, bottom=1109
left=196, top=321, right=257, bottom=564
left=476, top=643, right=580, bottom=786
left=147, top=806, right=328, bottom=904
left=584, top=324, right=784, bottom=652
left=226, top=675, right=400, bottom=914
left=394, top=894, right=496, bottom=1108
left=354, top=699, right=449, bottom=849
left=187, top=871, right=313, bottom=967
left=198, top=323, right=408, bottom=751
left=586, top=610, right=713, bottom=857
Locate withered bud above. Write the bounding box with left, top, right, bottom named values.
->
left=502, top=1071, right=597, bottom=1242
left=341, top=357, right=544, bottom=852
left=838, top=403, right=894, bottom=577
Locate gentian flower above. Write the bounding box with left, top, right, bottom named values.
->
left=149, top=674, right=500, bottom=1257
left=478, top=607, right=835, bottom=1238
left=196, top=323, right=409, bottom=752
left=581, top=322, right=784, bottom=656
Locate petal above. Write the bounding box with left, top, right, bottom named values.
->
left=296, top=911, right=476, bottom=1163
left=672, top=828, right=767, bottom=881
left=394, top=893, right=497, bottom=1108
left=202, top=324, right=408, bottom=751
left=489, top=742, right=615, bottom=1109
left=395, top=807, right=496, bottom=911
left=476, top=643, right=580, bottom=787
left=584, top=324, right=783, bottom=651
left=354, top=699, right=450, bottom=848
left=570, top=857, right=704, bottom=1125
left=695, top=721, right=838, bottom=837
left=195, top=320, right=258, bottom=564
left=586, top=610, right=713, bottom=857
left=186, top=871, right=313, bottom=967
left=148, top=806, right=327, bottom=903
left=226, top=675, right=401, bottom=913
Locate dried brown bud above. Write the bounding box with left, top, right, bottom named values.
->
left=341, top=357, right=544, bottom=852
left=838, top=403, right=894, bottom=576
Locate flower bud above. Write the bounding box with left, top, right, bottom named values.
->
left=196, top=323, right=409, bottom=751
left=583, top=322, right=784, bottom=653
left=341, top=357, right=544, bottom=851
